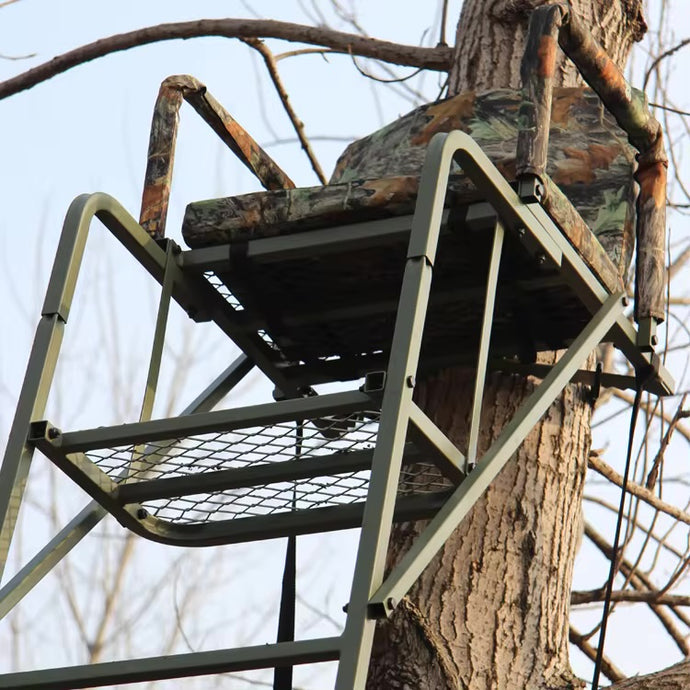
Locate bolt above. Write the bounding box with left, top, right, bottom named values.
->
left=386, top=597, right=397, bottom=611
left=406, top=375, right=416, bottom=388
left=517, top=227, right=526, bottom=239
left=136, top=508, right=148, bottom=520
left=651, top=335, right=658, bottom=346
left=536, top=253, right=546, bottom=265
left=47, top=427, right=61, bottom=440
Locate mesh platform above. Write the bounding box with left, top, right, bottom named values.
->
left=39, top=405, right=455, bottom=537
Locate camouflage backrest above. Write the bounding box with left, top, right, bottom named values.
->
left=330, top=87, right=637, bottom=275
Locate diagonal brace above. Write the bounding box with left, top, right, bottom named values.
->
left=407, top=403, right=465, bottom=484
left=370, top=291, right=626, bottom=614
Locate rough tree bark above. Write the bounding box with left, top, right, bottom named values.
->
left=366, top=2, right=665, bottom=689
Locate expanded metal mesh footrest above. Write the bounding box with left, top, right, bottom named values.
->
left=30, top=391, right=456, bottom=546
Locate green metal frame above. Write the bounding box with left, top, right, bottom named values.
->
left=0, top=131, right=674, bottom=689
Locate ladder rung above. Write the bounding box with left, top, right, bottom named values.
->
left=0, top=637, right=341, bottom=690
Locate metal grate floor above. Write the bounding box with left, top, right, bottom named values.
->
left=83, top=411, right=452, bottom=525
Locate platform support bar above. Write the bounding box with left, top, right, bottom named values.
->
left=467, top=219, right=504, bottom=469
left=368, top=291, right=625, bottom=613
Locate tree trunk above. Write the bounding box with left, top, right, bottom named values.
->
left=367, top=2, right=645, bottom=689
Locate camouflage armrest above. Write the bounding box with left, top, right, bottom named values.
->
left=182, top=87, right=637, bottom=292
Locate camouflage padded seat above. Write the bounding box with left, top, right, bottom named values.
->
left=182, top=87, right=637, bottom=282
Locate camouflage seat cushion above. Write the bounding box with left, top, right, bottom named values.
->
left=182, top=87, right=637, bottom=276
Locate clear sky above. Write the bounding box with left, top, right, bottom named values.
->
left=1, top=0, right=689, bottom=687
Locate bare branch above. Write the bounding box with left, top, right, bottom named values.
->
left=668, top=242, right=690, bottom=281
left=349, top=55, right=424, bottom=84
left=0, top=19, right=452, bottom=101
left=608, top=390, right=690, bottom=444
left=89, top=533, right=137, bottom=662
left=585, top=524, right=690, bottom=655
left=643, top=37, right=690, bottom=91
left=569, top=626, right=626, bottom=682
left=0, top=51, right=36, bottom=61
left=274, top=47, right=336, bottom=61
left=242, top=38, right=327, bottom=184
left=572, top=589, right=690, bottom=606
left=588, top=451, right=690, bottom=526
left=439, top=0, right=450, bottom=46
left=645, top=396, right=689, bottom=490
left=649, top=101, right=690, bottom=118
left=583, top=493, right=687, bottom=560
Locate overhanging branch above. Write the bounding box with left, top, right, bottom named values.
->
left=0, top=19, right=453, bottom=101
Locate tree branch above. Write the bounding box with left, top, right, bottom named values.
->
left=643, top=37, right=690, bottom=91
left=0, top=19, right=453, bottom=101
left=569, top=626, right=626, bottom=683
left=585, top=523, right=690, bottom=655
left=573, top=589, right=690, bottom=606
left=242, top=37, right=327, bottom=184
left=606, top=389, right=690, bottom=444
left=611, top=658, right=690, bottom=689
left=588, top=452, right=690, bottom=526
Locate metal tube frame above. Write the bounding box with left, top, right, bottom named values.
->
left=0, top=128, right=675, bottom=688
left=334, top=131, right=666, bottom=688
left=335, top=130, right=598, bottom=689
left=467, top=219, right=504, bottom=469
left=0, top=637, right=340, bottom=690
left=0, top=355, right=253, bottom=619
left=0, top=196, right=258, bottom=605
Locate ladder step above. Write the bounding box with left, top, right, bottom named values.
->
left=0, top=637, right=341, bottom=690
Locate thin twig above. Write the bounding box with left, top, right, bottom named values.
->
left=643, top=37, right=690, bottom=91
left=585, top=523, right=690, bottom=654
left=583, top=493, right=686, bottom=560
left=649, top=102, right=690, bottom=118
left=439, top=0, right=449, bottom=46
left=668, top=242, right=690, bottom=281
left=89, top=533, right=137, bottom=662
left=261, top=134, right=355, bottom=148
left=242, top=37, right=327, bottom=184
left=328, top=0, right=428, bottom=102
left=645, top=396, right=689, bottom=489
left=0, top=51, right=36, bottom=61
left=274, top=47, right=335, bottom=61
left=350, top=54, right=424, bottom=84
left=605, top=390, right=690, bottom=444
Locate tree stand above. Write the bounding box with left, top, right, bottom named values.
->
left=0, top=5, right=675, bottom=688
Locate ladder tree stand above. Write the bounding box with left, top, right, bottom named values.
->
left=0, top=4, right=674, bottom=689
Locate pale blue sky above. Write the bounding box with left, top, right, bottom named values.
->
left=1, top=1, right=689, bottom=686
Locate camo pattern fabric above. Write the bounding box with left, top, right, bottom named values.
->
left=182, top=87, right=636, bottom=276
